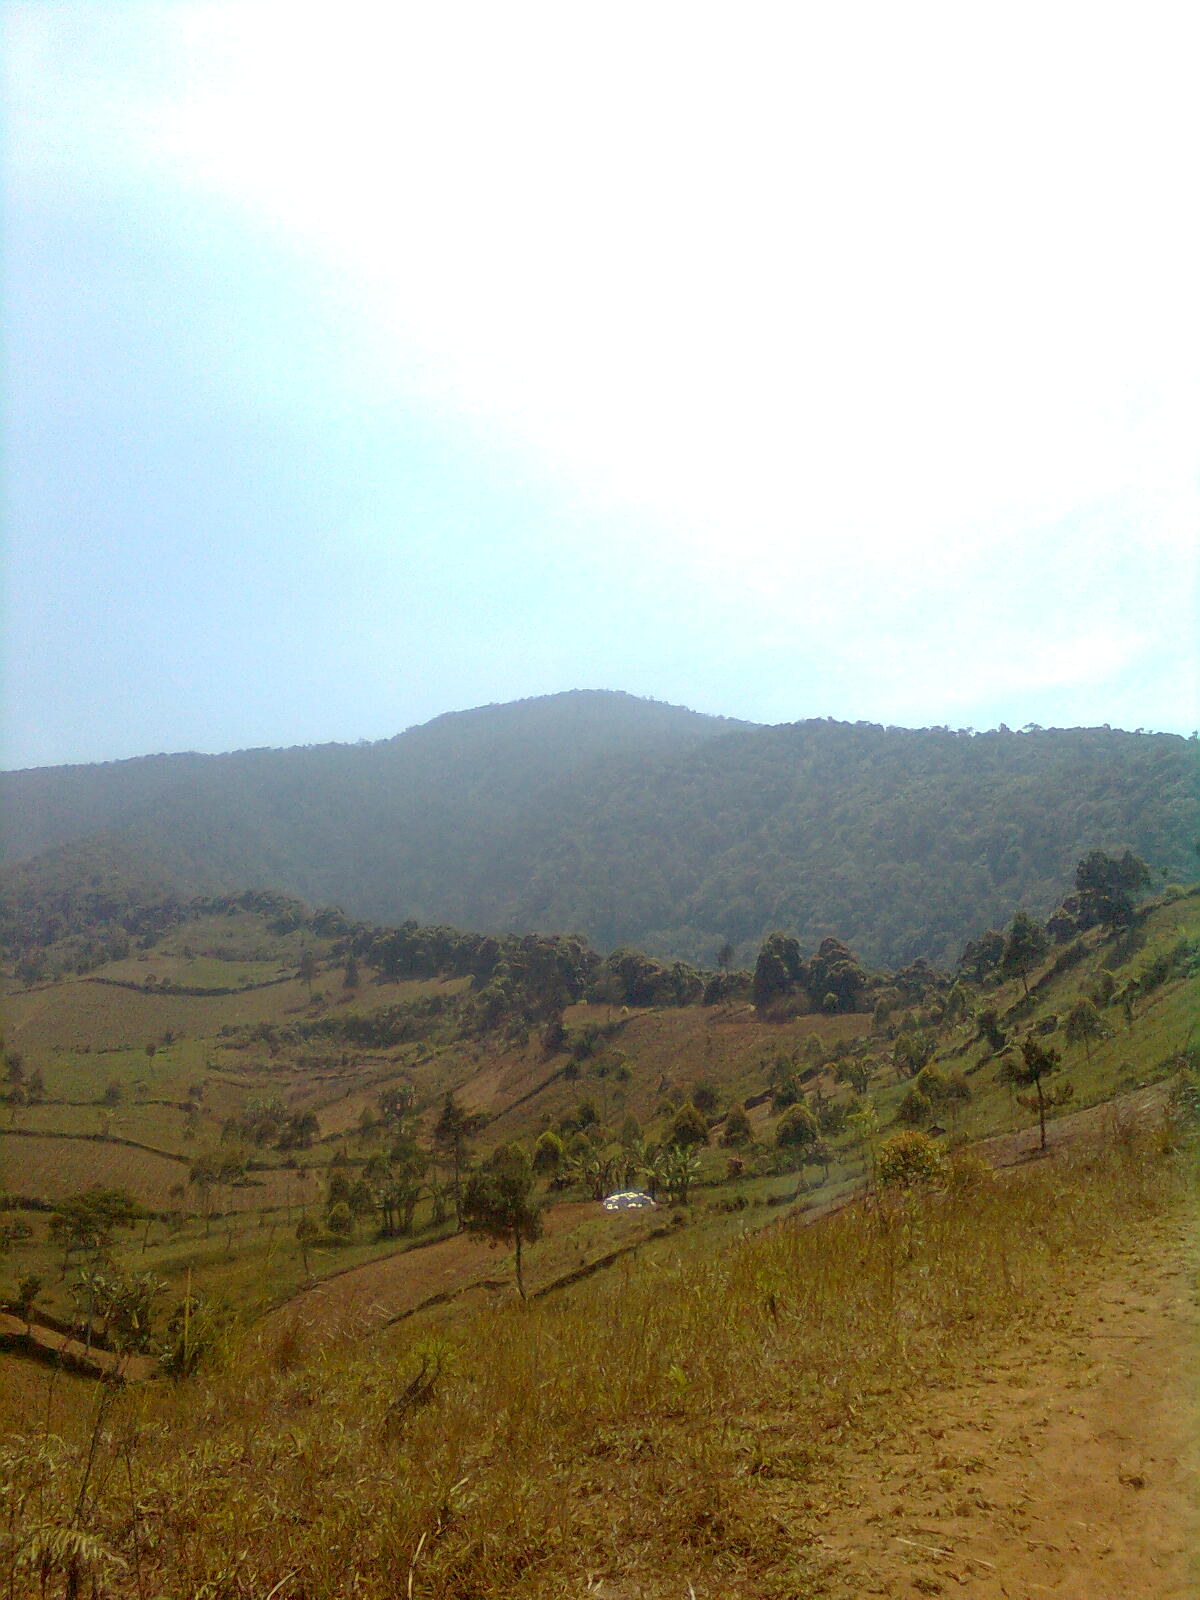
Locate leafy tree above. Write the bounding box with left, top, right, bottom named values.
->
left=348, top=1177, right=375, bottom=1226
left=957, top=928, right=1005, bottom=983
left=378, top=1083, right=414, bottom=1125
left=15, top=1273, right=42, bottom=1331
left=1064, top=997, right=1104, bottom=1062
left=976, top=1006, right=1007, bottom=1052
left=915, top=1065, right=948, bottom=1106
left=721, top=1106, right=753, bottom=1147
left=752, top=932, right=802, bottom=1011
left=298, top=947, right=318, bottom=996
left=1007, top=1035, right=1074, bottom=1150
left=532, top=1129, right=565, bottom=1176
left=542, top=1014, right=567, bottom=1054
left=669, top=1103, right=709, bottom=1148
left=84, top=1267, right=165, bottom=1354
left=835, top=1056, right=872, bottom=1095
left=278, top=1109, right=319, bottom=1150
left=1074, top=849, right=1151, bottom=931
left=1002, top=911, right=1049, bottom=997
left=802, top=937, right=866, bottom=1012
left=327, top=1201, right=354, bottom=1237
left=433, top=1092, right=487, bottom=1228
left=461, top=1144, right=544, bottom=1299
left=691, top=1078, right=720, bottom=1114
left=48, top=1189, right=140, bottom=1273
left=619, top=1112, right=642, bottom=1148
left=892, top=1030, right=935, bottom=1079
left=897, top=1086, right=932, bottom=1126
left=775, top=1103, right=818, bottom=1150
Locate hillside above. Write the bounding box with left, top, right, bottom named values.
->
left=2, top=692, right=1197, bottom=969
left=1, top=881, right=1197, bottom=1597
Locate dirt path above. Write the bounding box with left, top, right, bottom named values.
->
left=800, top=1202, right=1200, bottom=1598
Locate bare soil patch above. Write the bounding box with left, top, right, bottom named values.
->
left=789, top=1204, right=1200, bottom=1599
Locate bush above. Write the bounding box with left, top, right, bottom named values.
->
left=876, top=1129, right=946, bottom=1188
left=897, top=1086, right=932, bottom=1126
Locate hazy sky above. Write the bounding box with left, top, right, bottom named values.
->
left=4, top=2, right=1197, bottom=769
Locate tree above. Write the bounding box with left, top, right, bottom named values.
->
left=669, top=1103, right=709, bottom=1148
left=532, top=1128, right=565, bottom=1177
left=721, top=1106, right=753, bottom=1147
left=976, top=1007, right=1007, bottom=1052
left=691, top=1079, right=720, bottom=1115
left=48, top=1188, right=141, bottom=1273
left=752, top=932, right=801, bottom=1012
left=893, top=1030, right=935, bottom=1079
left=15, top=1273, right=42, bottom=1332
left=775, top=1103, right=818, bottom=1151
left=1006, top=1035, right=1074, bottom=1151
left=433, top=1093, right=487, bottom=1228
left=298, top=948, right=318, bottom=997
left=460, top=1144, right=544, bottom=1299
left=348, top=1177, right=376, bottom=1227
left=327, top=1201, right=354, bottom=1237
left=1064, top=997, right=1103, bottom=1063
left=1074, top=849, right=1151, bottom=931
left=1002, top=912, right=1049, bottom=997
left=897, top=1086, right=932, bottom=1127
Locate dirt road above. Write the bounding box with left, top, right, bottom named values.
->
left=801, top=1202, right=1200, bottom=1598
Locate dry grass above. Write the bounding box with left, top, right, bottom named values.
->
left=1, top=1123, right=1190, bottom=1599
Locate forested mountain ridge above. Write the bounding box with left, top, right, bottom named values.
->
left=2, top=692, right=1196, bottom=969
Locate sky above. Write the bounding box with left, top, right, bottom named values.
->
left=3, top=1, right=1198, bottom=770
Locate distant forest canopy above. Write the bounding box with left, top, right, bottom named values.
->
left=1, top=690, right=1197, bottom=969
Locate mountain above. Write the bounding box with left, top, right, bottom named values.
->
left=2, top=691, right=1197, bottom=968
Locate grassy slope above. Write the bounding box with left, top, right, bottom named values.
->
left=1, top=890, right=1197, bottom=1594
left=3, top=1126, right=1195, bottom=1598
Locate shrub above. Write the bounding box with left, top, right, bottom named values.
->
left=897, top=1086, right=932, bottom=1126
left=876, top=1129, right=946, bottom=1187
